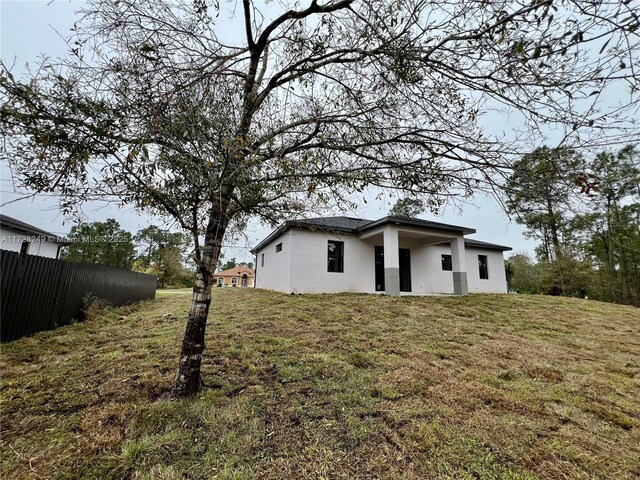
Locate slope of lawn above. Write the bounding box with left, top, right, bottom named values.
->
left=1, top=289, right=639, bottom=479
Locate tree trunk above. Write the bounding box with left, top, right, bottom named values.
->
left=171, top=200, right=230, bottom=398
left=542, top=226, right=551, bottom=262
left=604, top=195, right=617, bottom=301
left=547, top=199, right=561, bottom=261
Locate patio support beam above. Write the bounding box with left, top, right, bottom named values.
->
left=450, top=236, right=468, bottom=296
left=383, top=226, right=400, bottom=296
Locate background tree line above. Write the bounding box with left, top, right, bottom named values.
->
left=63, top=220, right=201, bottom=288
left=62, top=218, right=255, bottom=285
left=506, top=145, right=640, bottom=306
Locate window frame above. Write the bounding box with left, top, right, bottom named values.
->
left=327, top=240, right=344, bottom=273
left=441, top=254, right=453, bottom=271
left=261, top=253, right=264, bottom=267
left=478, top=255, right=489, bottom=280
left=231, top=276, right=238, bottom=285
left=218, top=276, right=224, bottom=285
left=276, top=242, right=283, bottom=253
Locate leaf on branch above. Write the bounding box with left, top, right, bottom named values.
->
left=599, top=38, right=611, bottom=54
left=532, top=46, right=542, bottom=59
left=512, top=40, right=525, bottom=55
left=570, top=31, right=584, bottom=43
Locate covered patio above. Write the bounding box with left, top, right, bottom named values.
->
left=358, top=218, right=475, bottom=296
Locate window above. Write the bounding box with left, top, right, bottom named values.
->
left=218, top=277, right=224, bottom=285
left=276, top=242, right=282, bottom=253
left=375, top=246, right=384, bottom=291
left=231, top=276, right=238, bottom=285
left=478, top=255, right=489, bottom=279
left=441, top=254, right=452, bottom=271
left=19, top=241, right=29, bottom=256
left=327, top=240, right=344, bottom=273
left=261, top=253, right=264, bottom=267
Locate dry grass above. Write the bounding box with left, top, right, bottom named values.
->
left=1, top=290, right=639, bottom=479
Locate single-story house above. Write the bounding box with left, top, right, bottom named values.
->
left=0, top=214, right=69, bottom=259
left=214, top=265, right=256, bottom=287
left=251, top=216, right=511, bottom=295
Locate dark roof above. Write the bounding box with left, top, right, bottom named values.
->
left=251, top=215, right=483, bottom=253
left=251, top=217, right=370, bottom=253
left=0, top=214, right=69, bottom=244
left=288, top=216, right=372, bottom=231
left=359, top=215, right=476, bottom=235
left=464, top=239, right=512, bottom=251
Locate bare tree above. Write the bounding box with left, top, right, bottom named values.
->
left=1, top=0, right=638, bottom=397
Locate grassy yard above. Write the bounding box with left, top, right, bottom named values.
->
left=156, top=288, right=193, bottom=298
left=1, top=290, right=639, bottom=479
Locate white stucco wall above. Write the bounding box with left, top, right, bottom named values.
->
left=254, top=230, right=293, bottom=293
left=387, top=242, right=507, bottom=294
left=289, top=229, right=376, bottom=294
left=410, top=243, right=456, bottom=294
left=254, top=228, right=508, bottom=295
left=0, top=226, right=62, bottom=258
left=465, top=247, right=508, bottom=293
left=413, top=244, right=508, bottom=294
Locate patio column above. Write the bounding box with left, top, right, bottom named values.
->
left=383, top=226, right=400, bottom=296
left=450, top=236, right=468, bottom=296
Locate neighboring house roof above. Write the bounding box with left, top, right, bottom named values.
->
left=251, top=215, right=479, bottom=253
left=0, top=214, right=69, bottom=244
left=214, top=266, right=255, bottom=277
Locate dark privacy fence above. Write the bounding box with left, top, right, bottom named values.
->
left=1, top=250, right=156, bottom=342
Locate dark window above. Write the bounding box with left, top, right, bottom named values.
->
left=276, top=242, right=282, bottom=253
left=441, top=254, right=452, bottom=271
left=399, top=248, right=412, bottom=292
left=327, top=240, right=344, bottom=273
left=261, top=253, right=264, bottom=267
left=478, top=255, right=489, bottom=279
left=19, top=241, right=29, bottom=256
left=375, top=246, right=385, bottom=291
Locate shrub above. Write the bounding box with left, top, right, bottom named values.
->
left=80, top=294, right=111, bottom=322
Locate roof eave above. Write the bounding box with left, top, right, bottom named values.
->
left=0, top=214, right=70, bottom=244
left=358, top=216, right=476, bottom=235
left=464, top=240, right=512, bottom=251
left=250, top=220, right=359, bottom=253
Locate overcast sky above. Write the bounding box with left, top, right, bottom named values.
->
left=0, top=0, right=539, bottom=263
